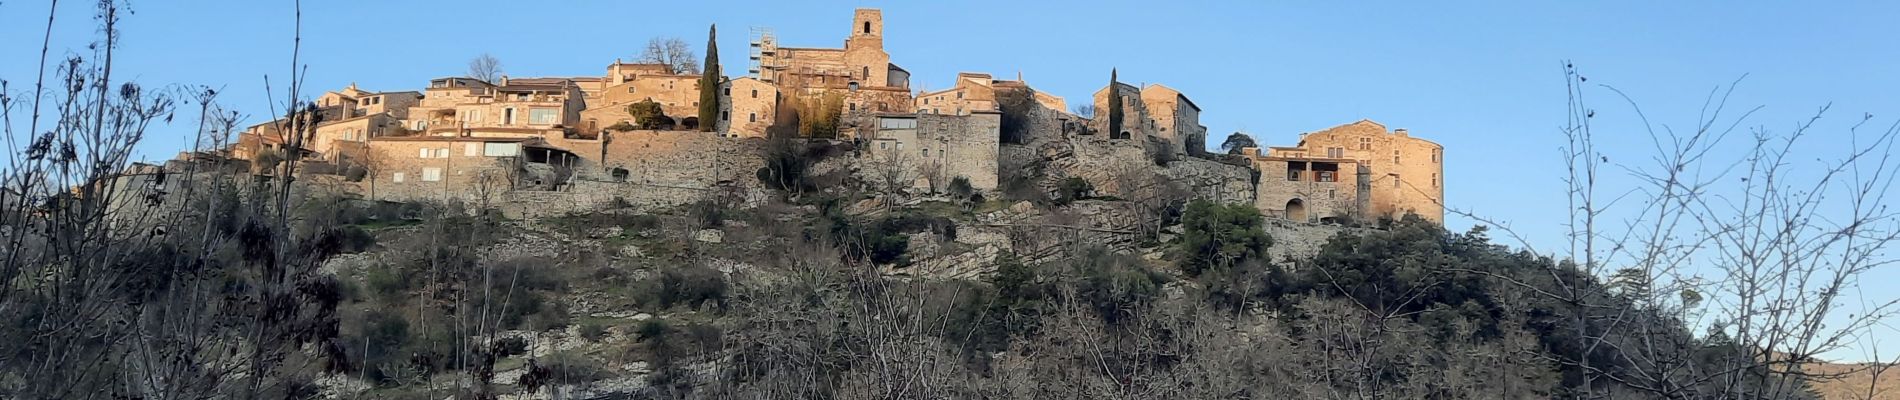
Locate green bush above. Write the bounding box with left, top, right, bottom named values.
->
left=1071, top=248, right=1168, bottom=324
left=1175, top=199, right=1270, bottom=276
left=636, top=319, right=671, bottom=342
left=947, top=176, right=976, bottom=204
left=579, top=322, right=608, bottom=342
left=627, top=100, right=670, bottom=130
left=1053, top=177, right=1093, bottom=206
left=649, top=264, right=729, bottom=310
left=492, top=337, right=529, bottom=358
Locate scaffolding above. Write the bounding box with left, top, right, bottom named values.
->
left=748, top=27, right=781, bottom=83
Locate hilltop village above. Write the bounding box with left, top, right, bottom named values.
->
left=189, top=8, right=1443, bottom=225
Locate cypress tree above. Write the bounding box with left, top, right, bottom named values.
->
left=1107, top=68, right=1124, bottom=139
left=697, top=24, right=721, bottom=132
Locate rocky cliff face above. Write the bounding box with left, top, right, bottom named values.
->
left=1002, top=136, right=1254, bottom=206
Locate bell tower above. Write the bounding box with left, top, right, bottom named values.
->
left=847, top=9, right=883, bottom=50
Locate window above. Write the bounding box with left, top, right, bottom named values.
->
left=921, top=148, right=929, bottom=157
left=1318, top=171, right=1337, bottom=182
left=503, top=108, right=516, bottom=125
left=849, top=103, right=857, bottom=111
left=465, top=109, right=483, bottom=123
left=1393, top=150, right=1400, bottom=164
left=879, top=117, right=916, bottom=129
left=1358, top=137, right=1371, bottom=150
left=1328, top=189, right=1336, bottom=199
left=1326, top=147, right=1343, bottom=158
left=862, top=66, right=870, bottom=78
left=392, top=172, right=405, bottom=182
left=748, top=113, right=757, bottom=122
left=879, top=142, right=887, bottom=150
left=1432, top=173, right=1439, bottom=188
left=422, top=167, right=443, bottom=182
left=722, top=110, right=729, bottom=121
left=1286, top=168, right=1303, bottom=181
left=1393, top=175, right=1401, bottom=188
left=724, top=87, right=730, bottom=96
left=1432, top=149, right=1441, bottom=163
left=482, top=142, right=519, bottom=157
left=529, top=108, right=557, bottom=125
left=418, top=148, right=431, bottom=158
left=750, top=89, right=758, bottom=98
left=437, top=148, right=449, bottom=158
left=956, top=92, right=963, bottom=99
left=465, top=143, right=480, bottom=157
left=895, top=142, right=903, bottom=150
left=627, top=86, right=636, bottom=93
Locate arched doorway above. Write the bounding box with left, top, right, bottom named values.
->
left=681, top=117, right=700, bottom=130
left=1286, top=198, right=1307, bottom=222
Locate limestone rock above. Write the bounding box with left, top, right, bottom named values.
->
left=693, top=229, right=723, bottom=243
left=618, top=243, right=645, bottom=258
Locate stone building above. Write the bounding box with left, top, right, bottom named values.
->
left=405, top=77, right=587, bottom=138
left=582, top=62, right=781, bottom=138
left=916, top=73, right=998, bottom=116
left=1247, top=119, right=1444, bottom=223
left=862, top=112, right=1002, bottom=191
left=584, top=61, right=705, bottom=132
left=1137, top=84, right=1206, bottom=155
left=1091, top=82, right=1157, bottom=141
left=1244, top=147, right=1367, bottom=223
left=717, top=77, right=779, bottom=138
left=362, top=136, right=578, bottom=202
left=234, top=84, right=419, bottom=163
left=750, top=8, right=914, bottom=114
left=316, top=84, right=422, bottom=120
left=1090, top=81, right=1204, bottom=155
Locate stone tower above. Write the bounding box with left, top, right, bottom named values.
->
left=843, top=8, right=890, bottom=87
left=850, top=9, right=883, bottom=47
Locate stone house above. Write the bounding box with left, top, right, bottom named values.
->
left=234, top=84, right=419, bottom=164
left=1138, top=84, right=1206, bottom=155
left=1091, top=82, right=1159, bottom=142
left=362, top=136, right=578, bottom=203
left=862, top=112, right=1002, bottom=191
left=587, top=62, right=704, bottom=131
left=1248, top=119, right=1444, bottom=223
left=405, top=77, right=586, bottom=138
left=913, top=73, right=1069, bottom=116
left=1244, top=147, right=1367, bottom=223
left=916, top=73, right=998, bottom=116
left=1089, top=81, right=1204, bottom=155
left=717, top=77, right=779, bottom=138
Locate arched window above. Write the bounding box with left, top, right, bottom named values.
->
left=863, top=21, right=871, bottom=34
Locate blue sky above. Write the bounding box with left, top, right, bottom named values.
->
left=4, top=1, right=1899, bottom=360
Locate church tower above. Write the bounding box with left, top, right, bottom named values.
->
left=847, top=9, right=884, bottom=50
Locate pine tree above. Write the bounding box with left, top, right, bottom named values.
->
left=1107, top=68, right=1124, bottom=139
left=697, top=24, right=721, bottom=132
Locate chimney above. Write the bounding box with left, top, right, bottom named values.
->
left=498, top=75, right=509, bottom=86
